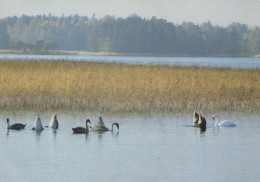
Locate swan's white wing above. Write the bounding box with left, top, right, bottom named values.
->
left=97, top=116, right=106, bottom=127
left=90, top=116, right=109, bottom=131
left=48, top=115, right=58, bottom=128
left=33, top=117, right=43, bottom=130
left=48, top=115, right=55, bottom=127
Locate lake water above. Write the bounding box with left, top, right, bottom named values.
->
left=0, top=111, right=260, bottom=182
left=1, top=54, right=260, bottom=69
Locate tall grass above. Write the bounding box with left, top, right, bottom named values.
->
left=0, top=59, right=259, bottom=113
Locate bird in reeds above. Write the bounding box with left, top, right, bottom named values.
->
left=72, top=119, right=91, bottom=134
left=90, top=116, right=119, bottom=132
left=212, top=115, right=238, bottom=127
left=32, top=116, right=44, bottom=131
left=193, top=110, right=199, bottom=126
left=6, top=118, right=26, bottom=130
left=194, top=113, right=207, bottom=128
left=48, top=114, right=59, bottom=129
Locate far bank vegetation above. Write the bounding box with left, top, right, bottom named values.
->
left=0, top=15, right=260, bottom=56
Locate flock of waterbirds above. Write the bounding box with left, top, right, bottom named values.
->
left=5, top=111, right=238, bottom=134
left=6, top=114, right=120, bottom=134
left=193, top=110, right=238, bottom=131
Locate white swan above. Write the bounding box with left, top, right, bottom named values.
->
left=212, top=115, right=237, bottom=127
left=90, top=116, right=119, bottom=132
left=193, top=110, right=199, bottom=126
left=32, top=116, right=44, bottom=131
left=48, top=114, right=59, bottom=129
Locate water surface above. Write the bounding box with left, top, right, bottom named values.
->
left=1, top=54, right=260, bottom=69
left=0, top=111, right=260, bottom=182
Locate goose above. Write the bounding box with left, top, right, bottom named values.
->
left=90, top=116, right=119, bottom=132
left=6, top=118, right=26, bottom=130
left=48, top=114, right=59, bottom=129
left=72, top=119, right=91, bottom=134
left=193, top=110, right=199, bottom=126
left=212, top=115, right=237, bottom=127
left=32, top=116, right=44, bottom=131
left=195, top=113, right=207, bottom=128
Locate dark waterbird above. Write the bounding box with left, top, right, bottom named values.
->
left=193, top=110, right=199, bottom=126
left=194, top=113, right=207, bottom=128
left=72, top=119, right=91, bottom=134
left=6, top=118, right=26, bottom=130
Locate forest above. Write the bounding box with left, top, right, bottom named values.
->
left=0, top=14, right=260, bottom=56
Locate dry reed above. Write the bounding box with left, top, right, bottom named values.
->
left=0, top=59, right=259, bottom=113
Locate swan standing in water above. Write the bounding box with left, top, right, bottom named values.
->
left=48, top=114, right=59, bottom=129
left=193, top=110, right=199, bottom=126
left=6, top=118, right=26, bottom=130
left=194, top=113, right=207, bottom=128
left=212, top=115, right=237, bottom=126
left=72, top=119, right=91, bottom=134
left=32, top=116, right=44, bottom=131
left=90, top=116, right=119, bottom=132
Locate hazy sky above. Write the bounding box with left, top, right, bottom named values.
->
left=1, top=0, right=260, bottom=26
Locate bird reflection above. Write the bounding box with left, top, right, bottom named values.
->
left=98, top=133, right=103, bottom=141
left=49, top=128, right=57, bottom=141
left=198, top=127, right=206, bottom=134
left=213, top=126, right=220, bottom=135
left=50, top=128, right=57, bottom=134
left=34, top=130, right=43, bottom=140
left=111, top=131, right=119, bottom=137
left=85, top=134, right=89, bottom=141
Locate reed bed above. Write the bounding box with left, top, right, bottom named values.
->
left=0, top=59, right=259, bottom=113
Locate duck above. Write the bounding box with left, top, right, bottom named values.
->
left=193, top=110, right=199, bottom=126
left=212, top=115, right=238, bottom=127
left=6, top=118, right=26, bottom=130
left=72, top=119, right=91, bottom=134
left=32, top=116, right=44, bottom=131
left=48, top=114, right=59, bottom=129
left=194, top=113, right=207, bottom=128
left=90, top=116, right=119, bottom=132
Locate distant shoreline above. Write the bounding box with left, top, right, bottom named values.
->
left=0, top=49, right=259, bottom=58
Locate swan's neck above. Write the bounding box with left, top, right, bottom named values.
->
left=214, top=116, right=220, bottom=126
left=111, top=123, right=119, bottom=131
left=7, top=121, right=9, bottom=128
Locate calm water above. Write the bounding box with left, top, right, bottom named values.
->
left=1, top=54, right=260, bottom=69
left=0, top=111, right=260, bottom=182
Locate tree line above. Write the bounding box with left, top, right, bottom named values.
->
left=0, top=14, right=259, bottom=56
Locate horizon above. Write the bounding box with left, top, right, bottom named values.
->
left=1, top=0, right=260, bottom=27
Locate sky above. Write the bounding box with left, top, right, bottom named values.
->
left=0, top=0, right=260, bottom=26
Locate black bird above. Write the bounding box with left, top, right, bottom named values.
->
left=195, top=113, right=207, bottom=128
left=72, top=119, right=91, bottom=134
left=6, top=118, right=26, bottom=130
left=193, top=110, right=199, bottom=126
